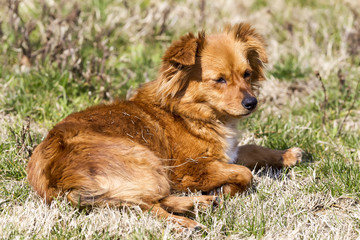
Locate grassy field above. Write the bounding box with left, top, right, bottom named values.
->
left=1, top=0, right=360, bottom=239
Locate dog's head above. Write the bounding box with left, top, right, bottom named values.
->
left=157, top=23, right=268, bottom=120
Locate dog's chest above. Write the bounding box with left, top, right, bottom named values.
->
left=224, top=121, right=239, bottom=164
left=226, top=135, right=238, bottom=164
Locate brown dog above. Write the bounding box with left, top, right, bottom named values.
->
left=27, top=23, right=302, bottom=229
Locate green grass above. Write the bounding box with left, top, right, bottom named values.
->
left=270, top=55, right=311, bottom=81
left=0, top=0, right=360, bottom=239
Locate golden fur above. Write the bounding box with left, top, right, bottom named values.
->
left=27, top=23, right=301, bottom=229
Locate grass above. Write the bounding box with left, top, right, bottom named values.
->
left=1, top=0, right=360, bottom=239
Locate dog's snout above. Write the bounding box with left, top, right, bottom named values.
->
left=241, top=97, right=257, bottom=111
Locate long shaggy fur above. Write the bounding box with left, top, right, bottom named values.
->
left=27, top=23, right=301, bottom=229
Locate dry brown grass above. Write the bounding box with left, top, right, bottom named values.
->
left=1, top=0, right=360, bottom=239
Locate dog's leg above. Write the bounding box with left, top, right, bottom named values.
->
left=204, top=145, right=303, bottom=196
left=159, top=195, right=219, bottom=214
left=236, top=144, right=303, bottom=169
left=145, top=203, right=204, bottom=230
left=177, top=160, right=253, bottom=196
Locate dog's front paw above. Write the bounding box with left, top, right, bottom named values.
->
left=282, top=147, right=303, bottom=167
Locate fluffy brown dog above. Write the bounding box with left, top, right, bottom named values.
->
left=27, top=23, right=302, bottom=229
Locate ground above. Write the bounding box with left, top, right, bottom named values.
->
left=0, top=0, right=359, bottom=239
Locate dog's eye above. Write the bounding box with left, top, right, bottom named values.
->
left=244, top=70, right=252, bottom=79
left=215, top=77, right=226, bottom=84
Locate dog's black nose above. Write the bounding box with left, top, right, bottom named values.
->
left=241, top=97, right=257, bottom=111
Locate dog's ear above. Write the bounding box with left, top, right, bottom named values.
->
left=229, top=23, right=268, bottom=63
left=227, top=23, right=268, bottom=81
left=156, top=32, right=205, bottom=106
left=163, top=32, right=205, bottom=66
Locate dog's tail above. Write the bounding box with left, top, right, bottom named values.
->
left=26, top=124, right=78, bottom=203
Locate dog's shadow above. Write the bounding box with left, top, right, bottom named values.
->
left=248, top=150, right=313, bottom=192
